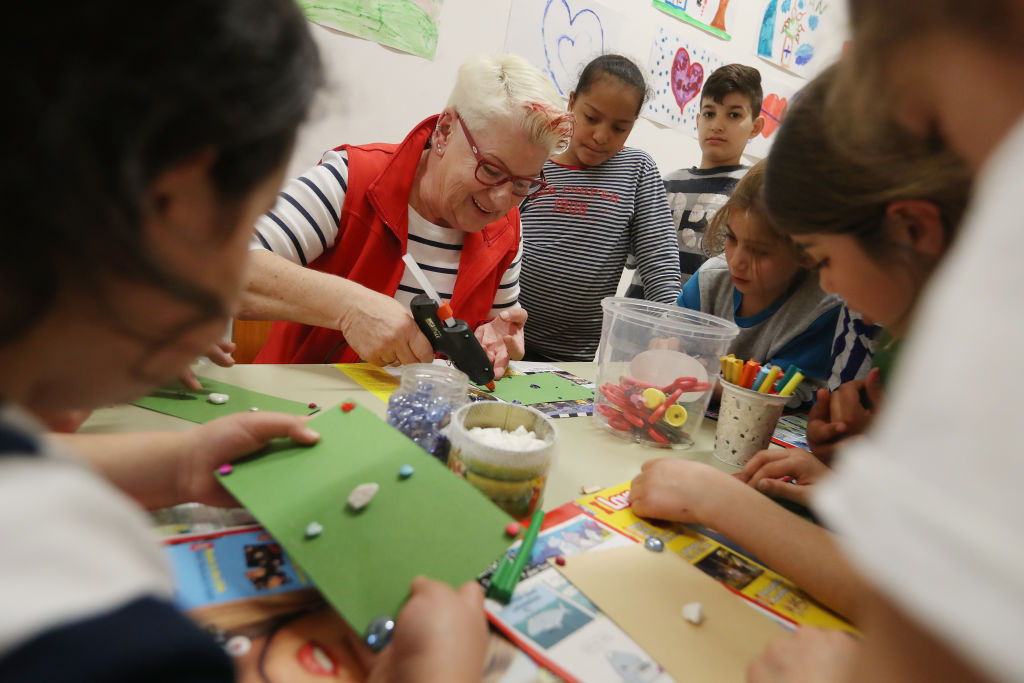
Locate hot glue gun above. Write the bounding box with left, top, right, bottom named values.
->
left=402, top=254, right=495, bottom=389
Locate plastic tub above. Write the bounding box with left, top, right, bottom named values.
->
left=595, top=297, right=739, bottom=449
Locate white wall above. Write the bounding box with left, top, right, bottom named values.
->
left=287, top=0, right=844, bottom=179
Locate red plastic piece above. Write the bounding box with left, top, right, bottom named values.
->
left=341, top=402, right=356, bottom=412
left=505, top=521, right=521, bottom=537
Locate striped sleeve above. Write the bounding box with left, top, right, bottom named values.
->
left=488, top=232, right=523, bottom=315
left=630, top=154, right=683, bottom=304
left=251, top=148, right=350, bottom=265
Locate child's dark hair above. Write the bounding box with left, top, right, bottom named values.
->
left=575, top=54, right=649, bottom=115
left=764, top=65, right=972, bottom=263
left=701, top=64, right=763, bottom=120
left=703, top=161, right=803, bottom=259
left=0, top=0, right=321, bottom=346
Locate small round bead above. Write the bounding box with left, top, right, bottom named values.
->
left=308, top=402, right=318, bottom=409
left=341, top=402, right=356, bottom=412
left=217, top=464, right=233, bottom=476
left=505, top=521, right=521, bottom=537
left=555, top=556, right=566, bottom=566
left=398, top=464, right=414, bottom=479
left=644, top=536, right=665, bottom=553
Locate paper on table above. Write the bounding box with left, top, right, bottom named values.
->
left=557, top=544, right=785, bottom=682
left=483, top=372, right=595, bottom=404
left=214, top=402, right=515, bottom=637
left=134, top=376, right=319, bottom=424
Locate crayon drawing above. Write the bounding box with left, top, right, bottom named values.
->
left=643, top=25, right=724, bottom=135
left=755, top=0, right=843, bottom=77
left=297, top=0, right=443, bottom=60
left=743, top=74, right=797, bottom=158
left=505, top=0, right=630, bottom=97
left=652, top=0, right=734, bottom=41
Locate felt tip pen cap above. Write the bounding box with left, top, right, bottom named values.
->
left=487, top=509, right=545, bottom=603
left=779, top=372, right=805, bottom=397
left=776, top=365, right=800, bottom=392
left=758, top=365, right=783, bottom=393
left=751, top=366, right=770, bottom=391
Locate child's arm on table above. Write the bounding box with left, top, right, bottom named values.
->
left=367, top=576, right=489, bottom=683
left=630, top=458, right=869, bottom=622
left=48, top=412, right=320, bottom=509
left=806, top=368, right=883, bottom=462
left=737, top=447, right=832, bottom=506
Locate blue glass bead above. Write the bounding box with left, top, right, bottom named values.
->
left=365, top=616, right=395, bottom=651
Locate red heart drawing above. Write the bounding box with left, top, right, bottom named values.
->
left=760, top=93, right=788, bottom=138
left=670, top=47, right=704, bottom=113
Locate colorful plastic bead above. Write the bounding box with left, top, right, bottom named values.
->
left=217, top=464, right=233, bottom=476
left=555, top=556, right=566, bottom=566
left=505, top=521, right=521, bottom=537
left=664, top=404, right=688, bottom=427
left=642, top=387, right=666, bottom=409
left=308, top=402, right=318, bottom=409
left=341, top=402, right=356, bottom=412
left=398, top=464, right=414, bottom=479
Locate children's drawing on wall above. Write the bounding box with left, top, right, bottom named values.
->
left=652, top=0, right=734, bottom=41
left=643, top=25, right=724, bottom=135
left=505, top=0, right=629, bottom=98
left=297, top=0, right=442, bottom=60
left=755, top=0, right=844, bottom=78
left=743, top=75, right=797, bottom=158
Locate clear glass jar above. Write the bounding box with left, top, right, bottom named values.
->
left=386, top=364, right=469, bottom=462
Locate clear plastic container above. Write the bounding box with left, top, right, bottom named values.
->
left=386, top=364, right=468, bottom=462
left=595, top=298, right=739, bottom=449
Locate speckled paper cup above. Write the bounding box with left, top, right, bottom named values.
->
left=713, top=377, right=790, bottom=467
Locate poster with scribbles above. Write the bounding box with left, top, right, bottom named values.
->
left=643, top=25, right=724, bottom=135
left=505, top=0, right=631, bottom=98
left=755, top=0, right=844, bottom=78
left=653, top=0, right=736, bottom=42
left=743, top=74, right=798, bottom=158
left=297, top=0, right=443, bottom=60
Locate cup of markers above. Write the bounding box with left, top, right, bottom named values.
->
left=712, top=356, right=805, bottom=468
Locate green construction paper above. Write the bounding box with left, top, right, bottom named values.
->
left=214, top=402, right=515, bottom=636
left=479, top=372, right=594, bottom=404
left=133, top=376, right=319, bottom=423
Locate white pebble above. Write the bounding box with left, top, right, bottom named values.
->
left=208, top=393, right=229, bottom=404
left=682, top=602, right=704, bottom=625
left=304, top=521, right=323, bottom=538
left=468, top=424, right=546, bottom=451
left=347, top=482, right=380, bottom=511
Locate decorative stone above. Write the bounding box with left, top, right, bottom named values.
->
left=644, top=536, right=665, bottom=552
left=249, top=407, right=260, bottom=412
left=304, top=521, right=323, bottom=539
left=505, top=521, right=521, bottom=537
left=347, top=482, right=380, bottom=511
left=341, top=402, right=356, bottom=413
left=398, top=464, right=414, bottom=479
left=208, top=393, right=229, bottom=405
left=308, top=402, right=318, bottom=409
left=682, top=602, right=704, bottom=625
left=365, top=616, right=395, bottom=651
left=217, top=464, right=233, bottom=476
left=555, top=556, right=566, bottom=566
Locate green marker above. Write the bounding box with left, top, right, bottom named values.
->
left=487, top=509, right=545, bottom=603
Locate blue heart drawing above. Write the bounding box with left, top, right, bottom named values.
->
left=542, top=0, right=604, bottom=95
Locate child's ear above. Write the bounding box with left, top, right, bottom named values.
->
left=568, top=91, right=577, bottom=110
left=884, top=200, right=948, bottom=259
left=749, top=114, right=765, bottom=139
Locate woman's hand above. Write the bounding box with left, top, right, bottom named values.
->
left=367, top=577, right=489, bottom=683
left=340, top=289, right=435, bottom=367
left=475, top=307, right=527, bottom=380
left=806, top=369, right=883, bottom=462
left=736, top=448, right=832, bottom=507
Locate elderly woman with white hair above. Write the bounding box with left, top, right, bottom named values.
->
left=241, top=53, right=572, bottom=379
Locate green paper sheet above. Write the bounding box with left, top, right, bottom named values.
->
left=134, top=376, right=319, bottom=423
left=480, top=372, right=595, bottom=404
left=214, top=402, right=515, bottom=635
